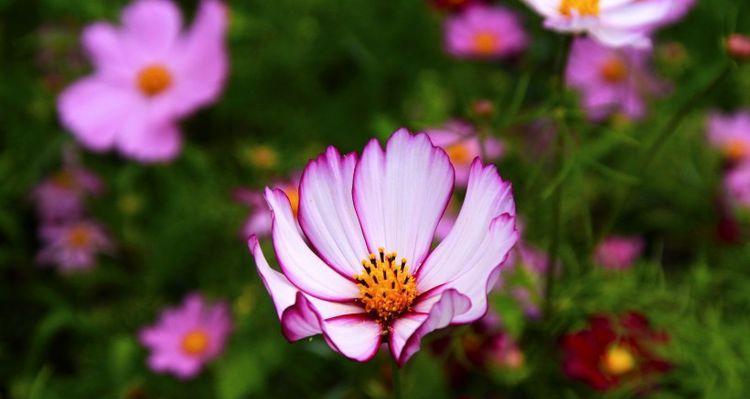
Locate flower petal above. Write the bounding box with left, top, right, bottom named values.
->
left=599, top=0, right=672, bottom=29
left=324, top=314, right=382, bottom=362
left=353, top=129, right=454, bottom=271
left=57, top=78, right=140, bottom=152
left=588, top=26, right=652, bottom=49
left=299, top=147, right=369, bottom=276
left=81, top=23, right=133, bottom=78
left=117, top=116, right=183, bottom=162
left=390, top=289, right=471, bottom=365
left=266, top=188, right=360, bottom=301
left=121, top=0, right=183, bottom=57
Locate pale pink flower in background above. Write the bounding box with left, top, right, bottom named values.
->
left=31, top=166, right=103, bottom=222
left=445, top=5, right=528, bottom=60
left=566, top=38, right=665, bottom=121
left=707, top=111, right=750, bottom=163
left=425, top=121, right=505, bottom=187
left=487, top=332, right=525, bottom=369
left=234, top=175, right=301, bottom=240
left=725, top=162, right=750, bottom=209
left=249, top=129, right=518, bottom=365
left=37, top=219, right=112, bottom=272
left=594, top=235, right=644, bottom=270
left=57, top=0, right=228, bottom=162
left=139, top=293, right=232, bottom=379
left=521, top=0, right=675, bottom=48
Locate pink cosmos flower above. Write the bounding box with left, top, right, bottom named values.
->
left=594, top=235, right=644, bottom=270
left=725, top=162, right=750, bottom=209
left=707, top=111, right=750, bottom=164
left=248, top=129, right=518, bottom=365
left=234, top=175, right=301, bottom=240
left=425, top=121, right=505, bottom=187
left=57, top=0, right=228, bottom=162
left=139, top=293, right=232, bottom=379
left=32, top=166, right=103, bottom=222
left=37, top=219, right=112, bottom=272
left=445, top=5, right=528, bottom=60
left=521, top=0, right=676, bottom=48
left=566, top=38, right=664, bottom=121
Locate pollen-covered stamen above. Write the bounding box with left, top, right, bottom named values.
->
left=136, top=64, right=172, bottom=97
left=559, top=0, right=599, bottom=17
left=354, top=248, right=418, bottom=324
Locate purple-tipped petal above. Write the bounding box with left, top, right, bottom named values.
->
left=281, top=293, right=324, bottom=341
left=248, top=236, right=299, bottom=317
left=324, top=314, right=382, bottom=362
left=391, top=289, right=471, bottom=366
left=353, top=129, right=454, bottom=270
left=298, top=147, right=369, bottom=276
left=265, top=188, right=359, bottom=301
left=121, top=0, right=183, bottom=57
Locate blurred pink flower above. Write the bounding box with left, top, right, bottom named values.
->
left=594, top=236, right=644, bottom=270
left=37, top=219, right=112, bottom=272
left=487, top=332, right=524, bottom=369
left=566, top=38, right=665, bottom=121
left=445, top=5, right=528, bottom=60
left=521, top=0, right=676, bottom=48
left=425, top=121, right=505, bottom=187
left=249, top=129, right=518, bottom=365
left=234, top=175, right=300, bottom=239
left=707, top=111, right=750, bottom=164
left=725, top=162, right=750, bottom=209
left=57, top=0, right=228, bottom=162
left=139, top=293, right=232, bottom=379
left=31, top=166, right=103, bottom=222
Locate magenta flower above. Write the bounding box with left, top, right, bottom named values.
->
left=522, top=0, right=676, bottom=48
left=594, top=236, right=644, bottom=270
left=425, top=121, right=505, bottom=187
left=445, top=5, right=528, bottom=60
left=57, top=0, right=228, bottom=162
left=37, top=219, right=112, bottom=272
left=32, top=166, right=103, bottom=222
left=566, top=37, right=664, bottom=121
left=139, top=293, right=232, bottom=379
left=707, top=111, right=750, bottom=163
left=248, top=129, right=518, bottom=365
left=234, top=175, right=300, bottom=239
left=725, top=162, right=750, bottom=209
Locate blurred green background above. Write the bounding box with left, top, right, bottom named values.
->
left=1, top=0, right=750, bottom=398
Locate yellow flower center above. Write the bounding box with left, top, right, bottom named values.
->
left=282, top=186, right=300, bottom=216
left=446, top=142, right=473, bottom=165
left=181, top=329, right=210, bottom=356
left=66, top=225, right=92, bottom=249
left=559, top=0, right=599, bottom=17
left=601, top=57, right=628, bottom=83
left=136, top=64, right=172, bottom=97
left=725, top=139, right=748, bottom=161
left=52, top=171, right=76, bottom=189
left=602, top=345, right=636, bottom=375
left=473, top=31, right=501, bottom=55
left=354, top=248, right=418, bottom=325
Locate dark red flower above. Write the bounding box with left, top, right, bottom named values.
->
left=561, top=312, right=671, bottom=391
left=428, top=0, right=482, bottom=13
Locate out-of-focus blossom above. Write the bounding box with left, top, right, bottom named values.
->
left=242, top=144, right=279, bottom=170
left=521, top=0, right=676, bottom=49
left=471, top=99, right=495, bottom=118
left=32, top=166, right=103, bottom=222
left=594, top=236, right=644, bottom=270
left=561, top=312, right=671, bottom=391
left=58, top=0, right=228, bottom=162
left=707, top=111, right=750, bottom=164
left=139, top=293, right=232, bottom=379
left=727, top=34, right=750, bottom=61
left=234, top=175, right=300, bottom=239
left=249, top=129, right=518, bottom=365
left=429, top=0, right=482, bottom=13
left=425, top=121, right=505, bottom=187
left=725, top=162, right=750, bottom=209
left=486, top=332, right=525, bottom=369
left=37, top=219, right=112, bottom=272
left=566, top=38, right=665, bottom=121
left=445, top=5, right=528, bottom=60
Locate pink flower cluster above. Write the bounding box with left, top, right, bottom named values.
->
left=708, top=111, right=750, bottom=210
left=444, top=5, right=528, bottom=60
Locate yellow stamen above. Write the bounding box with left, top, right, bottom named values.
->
left=473, top=32, right=501, bottom=55
left=66, top=225, right=92, bottom=249
left=282, top=186, right=300, bottom=216
left=354, top=248, right=418, bottom=326
left=559, top=0, right=599, bottom=17
left=181, top=329, right=210, bottom=356
left=602, top=345, right=636, bottom=375
left=601, top=57, right=628, bottom=83
left=446, top=142, right=473, bottom=165
left=725, top=139, right=748, bottom=161
left=137, top=64, right=172, bottom=97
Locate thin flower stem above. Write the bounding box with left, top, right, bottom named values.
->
left=596, top=61, right=732, bottom=243
left=392, top=358, right=402, bottom=399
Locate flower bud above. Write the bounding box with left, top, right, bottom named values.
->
left=726, top=34, right=750, bottom=61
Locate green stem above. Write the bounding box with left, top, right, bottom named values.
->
left=392, top=359, right=402, bottom=399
